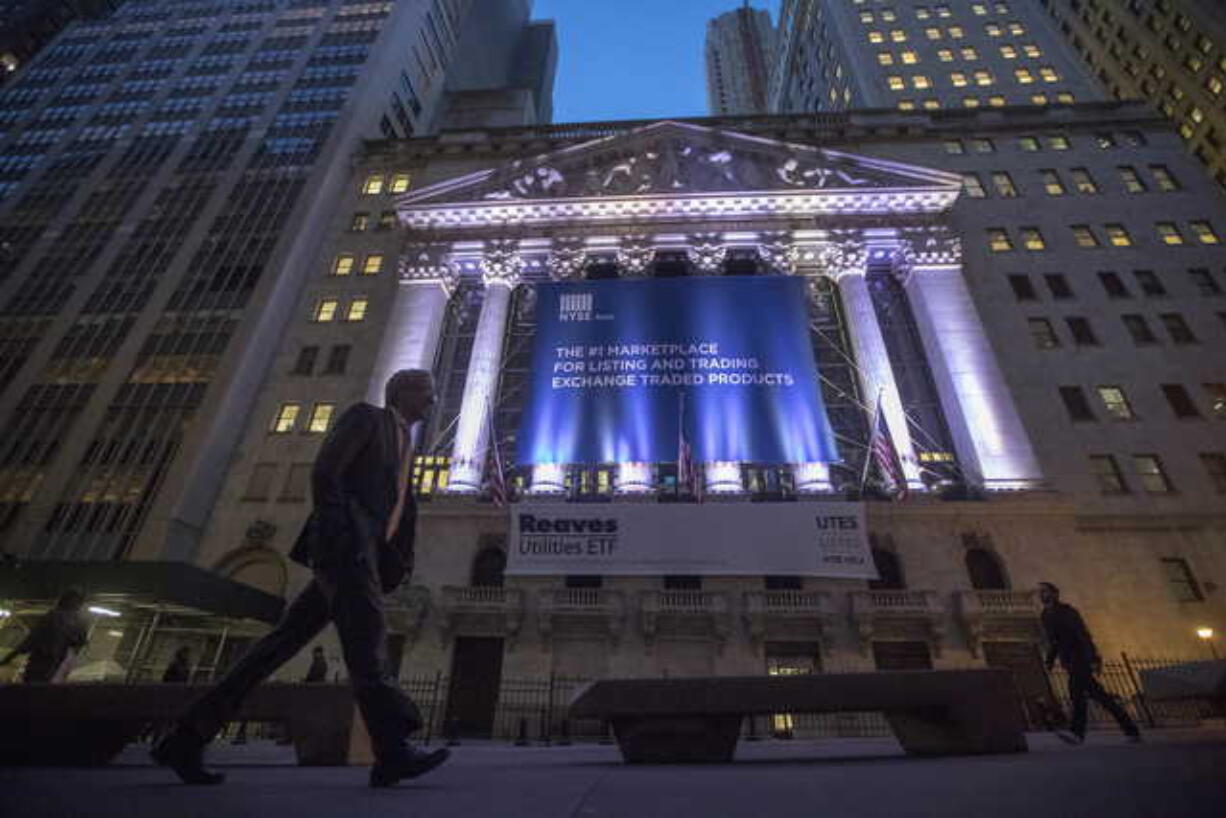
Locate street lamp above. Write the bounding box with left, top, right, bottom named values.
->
left=1196, top=627, right=1219, bottom=660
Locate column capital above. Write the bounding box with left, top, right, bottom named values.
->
left=820, top=236, right=868, bottom=281
left=893, top=227, right=962, bottom=281
left=480, top=239, right=524, bottom=288
left=546, top=236, right=588, bottom=281
left=686, top=232, right=727, bottom=274
left=757, top=231, right=800, bottom=275
left=398, top=245, right=460, bottom=291
left=616, top=234, right=654, bottom=277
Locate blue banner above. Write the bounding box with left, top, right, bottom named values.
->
left=516, top=277, right=838, bottom=465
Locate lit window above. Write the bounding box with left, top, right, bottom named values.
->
left=1156, top=222, right=1185, bottom=245
left=1134, top=455, right=1174, bottom=494
left=860, top=10, right=875, bottom=23
left=346, top=297, right=369, bottom=322
left=937, top=49, right=954, bottom=62
left=1189, top=221, right=1220, bottom=245
left=1041, top=170, right=1065, bottom=196
left=1015, top=68, right=1035, bottom=84
left=985, top=23, right=1002, bottom=37
left=935, top=4, right=951, bottom=17
left=922, top=99, right=940, bottom=110
left=314, top=298, right=339, bottom=322
left=362, top=254, right=384, bottom=275
left=949, top=26, right=964, bottom=38
left=951, top=71, right=968, bottom=87
left=1021, top=227, right=1046, bottom=251
left=962, top=173, right=987, bottom=197
left=1071, top=168, right=1098, bottom=194
left=962, top=47, right=979, bottom=60
left=913, top=75, right=932, bottom=89
left=1027, top=317, right=1059, bottom=348
left=916, top=6, right=931, bottom=19
left=377, top=210, right=397, bottom=230
left=991, top=172, right=1018, bottom=197
left=1055, top=92, right=1074, bottom=104
left=389, top=173, right=410, bottom=194
left=901, top=50, right=919, bottom=64
left=1018, top=136, right=1040, bottom=151
left=974, top=70, right=993, bottom=86
left=1030, top=93, right=1048, bottom=105
left=1008, top=22, right=1025, bottom=35
left=1206, top=76, right=1223, bottom=97
left=987, top=228, right=1013, bottom=251
left=1048, top=135, right=1070, bottom=150
left=349, top=212, right=369, bottom=232
left=888, top=75, right=905, bottom=90
left=925, top=26, right=942, bottom=39
left=1149, top=165, right=1179, bottom=191
left=271, top=403, right=300, bottom=433
left=1000, top=45, right=1017, bottom=59
left=971, top=138, right=995, bottom=153
left=307, top=403, right=335, bottom=434
left=1098, top=387, right=1136, bottom=420
left=890, top=29, right=907, bottom=42
left=1204, top=383, right=1226, bottom=418
left=988, top=95, right=1005, bottom=107
left=972, top=2, right=987, bottom=14
left=1023, top=44, right=1041, bottom=58
left=362, top=174, right=384, bottom=195
left=962, top=96, right=980, bottom=108
left=1118, top=166, right=1146, bottom=193
left=1071, top=225, right=1100, bottom=248
left=878, top=52, right=895, bottom=66
left=1089, top=455, right=1128, bottom=494
left=332, top=254, right=355, bottom=276
left=1039, top=66, right=1059, bottom=83
left=868, top=31, right=885, bottom=43
left=897, top=100, right=916, bottom=110
left=1105, top=224, right=1133, bottom=247
left=944, top=139, right=965, bottom=154
left=881, top=10, right=896, bottom=22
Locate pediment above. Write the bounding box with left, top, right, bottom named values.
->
left=398, top=120, right=961, bottom=229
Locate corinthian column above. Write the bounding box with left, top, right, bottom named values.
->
left=824, top=239, right=923, bottom=490
left=365, top=249, right=456, bottom=404
left=899, top=231, right=1042, bottom=489
left=445, top=242, right=522, bottom=493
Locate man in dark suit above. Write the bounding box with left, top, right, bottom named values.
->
left=153, top=370, right=448, bottom=787
left=1039, top=581, right=1141, bottom=745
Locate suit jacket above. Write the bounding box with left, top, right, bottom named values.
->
left=1041, top=601, right=1100, bottom=673
left=290, top=402, right=417, bottom=591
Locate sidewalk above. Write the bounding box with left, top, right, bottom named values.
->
left=3, top=729, right=1223, bottom=818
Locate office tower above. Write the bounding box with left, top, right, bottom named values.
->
left=771, top=0, right=1102, bottom=113
left=0, top=0, right=121, bottom=85
left=0, top=0, right=553, bottom=575
left=706, top=4, right=776, bottom=115
left=1036, top=0, right=1226, bottom=188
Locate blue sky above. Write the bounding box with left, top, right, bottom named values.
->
left=532, top=0, right=780, bottom=124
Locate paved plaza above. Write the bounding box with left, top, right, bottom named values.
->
left=3, top=729, right=1224, bottom=818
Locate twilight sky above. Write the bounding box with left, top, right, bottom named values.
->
left=532, top=0, right=781, bottom=124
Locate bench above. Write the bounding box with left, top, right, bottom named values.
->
left=0, top=683, right=361, bottom=766
left=568, top=670, right=1028, bottom=763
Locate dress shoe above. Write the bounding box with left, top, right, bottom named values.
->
left=151, top=729, right=226, bottom=785
left=1053, top=730, right=1084, bottom=746
left=369, top=746, right=450, bottom=788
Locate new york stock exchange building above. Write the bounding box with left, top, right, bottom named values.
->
left=200, top=102, right=1226, bottom=737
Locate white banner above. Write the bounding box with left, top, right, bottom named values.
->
left=507, top=501, right=875, bottom=578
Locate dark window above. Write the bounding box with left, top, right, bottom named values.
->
left=1008, top=274, right=1038, bottom=300
left=1028, top=317, right=1060, bottom=348
left=291, top=345, right=318, bottom=375
left=1090, top=454, right=1128, bottom=494
left=1162, top=384, right=1201, bottom=417
left=1122, top=314, right=1158, bottom=344
left=564, top=575, right=603, bottom=588
left=964, top=544, right=1009, bottom=590
left=377, top=210, right=396, bottom=230
left=1066, top=317, right=1098, bottom=345
left=867, top=537, right=906, bottom=590
left=1044, top=273, right=1074, bottom=299
left=1188, top=269, right=1221, bottom=296
left=470, top=543, right=506, bottom=587
left=1160, top=313, right=1197, bottom=344
left=1161, top=557, right=1203, bottom=602
left=872, top=641, right=933, bottom=670
left=1199, top=452, right=1226, bottom=493
left=323, top=344, right=350, bottom=375
left=1059, top=386, right=1096, bottom=421
left=1133, top=270, right=1167, bottom=296
left=663, top=575, right=702, bottom=590
left=1098, top=271, right=1130, bottom=298
left=765, top=575, right=804, bottom=590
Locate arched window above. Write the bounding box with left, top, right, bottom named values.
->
left=470, top=547, right=506, bottom=587
left=868, top=536, right=906, bottom=590
left=965, top=546, right=1009, bottom=590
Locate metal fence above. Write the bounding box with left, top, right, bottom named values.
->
left=399, top=655, right=1220, bottom=745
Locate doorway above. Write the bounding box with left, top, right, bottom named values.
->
left=444, top=637, right=505, bottom=738
left=982, top=641, right=1060, bottom=728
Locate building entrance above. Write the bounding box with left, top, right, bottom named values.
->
left=983, top=640, right=1059, bottom=728
left=444, top=637, right=505, bottom=737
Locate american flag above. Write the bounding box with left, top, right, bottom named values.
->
left=677, top=393, right=701, bottom=500
left=487, top=404, right=508, bottom=507
left=868, top=391, right=909, bottom=501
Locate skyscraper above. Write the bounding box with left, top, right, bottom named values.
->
left=0, top=0, right=121, bottom=86
left=1036, top=0, right=1226, bottom=188
left=771, top=0, right=1101, bottom=113
left=705, top=4, right=776, bottom=115
left=0, top=0, right=554, bottom=573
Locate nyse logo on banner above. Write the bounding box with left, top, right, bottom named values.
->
left=814, top=513, right=866, bottom=567
left=559, top=292, right=594, bottom=322
left=518, top=513, right=618, bottom=558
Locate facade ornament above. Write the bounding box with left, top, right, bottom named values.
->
left=616, top=234, right=655, bottom=276
left=686, top=232, right=727, bottom=274
left=244, top=520, right=276, bottom=546
left=757, top=231, right=799, bottom=275
left=546, top=237, right=588, bottom=281
left=818, top=234, right=868, bottom=279
left=479, top=239, right=525, bottom=287
left=897, top=227, right=963, bottom=270
left=399, top=245, right=460, bottom=291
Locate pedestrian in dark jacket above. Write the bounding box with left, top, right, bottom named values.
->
left=163, top=647, right=192, bottom=683
left=1039, top=582, right=1140, bottom=744
left=304, top=645, right=328, bottom=683
left=0, top=589, right=88, bottom=683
